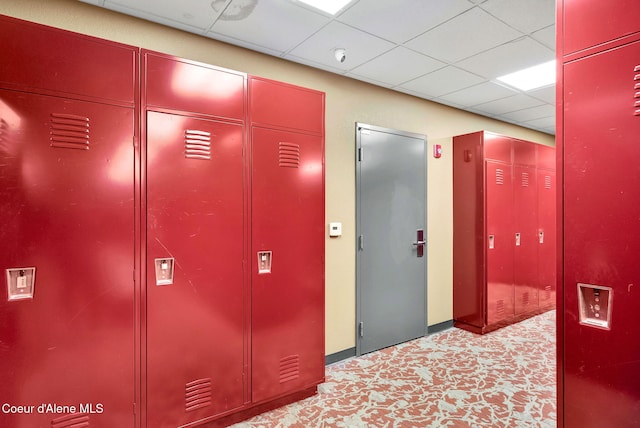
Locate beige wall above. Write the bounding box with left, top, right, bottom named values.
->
left=1, top=0, right=555, bottom=356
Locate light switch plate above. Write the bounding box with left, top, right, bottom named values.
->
left=329, top=222, right=342, bottom=237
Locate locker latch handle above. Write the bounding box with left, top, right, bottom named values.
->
left=539, top=230, right=544, bottom=244
left=515, top=232, right=521, bottom=246
left=488, top=235, right=495, bottom=249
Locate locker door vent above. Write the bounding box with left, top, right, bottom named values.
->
left=279, top=354, right=300, bottom=383
left=0, top=118, right=8, bottom=153
left=50, top=113, right=90, bottom=150
left=521, top=172, right=529, bottom=187
left=278, top=142, right=300, bottom=168
left=185, top=130, right=212, bottom=160
left=522, top=291, right=530, bottom=306
left=185, top=378, right=213, bottom=412
left=51, top=412, right=90, bottom=427
left=544, top=175, right=551, bottom=189
left=496, top=299, right=505, bottom=315
left=544, top=285, right=552, bottom=301
left=495, top=168, right=504, bottom=185
left=634, top=64, right=640, bottom=116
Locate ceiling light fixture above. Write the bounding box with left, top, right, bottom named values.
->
left=496, top=60, right=556, bottom=91
left=211, top=0, right=258, bottom=21
left=297, top=0, right=352, bottom=15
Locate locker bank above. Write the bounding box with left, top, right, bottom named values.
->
left=1, top=0, right=638, bottom=427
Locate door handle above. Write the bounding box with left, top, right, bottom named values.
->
left=412, top=229, right=425, bottom=258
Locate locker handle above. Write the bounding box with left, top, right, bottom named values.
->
left=489, top=235, right=495, bottom=249
left=412, top=229, right=425, bottom=258
left=515, top=232, right=521, bottom=246
left=539, top=230, right=544, bottom=244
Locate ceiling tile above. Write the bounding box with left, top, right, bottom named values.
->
left=437, top=81, right=518, bottom=106
left=532, top=24, right=555, bottom=49
left=205, top=32, right=286, bottom=57
left=472, top=94, right=544, bottom=116
left=79, top=0, right=105, bottom=5
left=287, top=21, right=396, bottom=71
left=85, top=0, right=557, bottom=134
left=104, top=0, right=218, bottom=30
left=456, top=36, right=554, bottom=79
left=405, top=7, right=522, bottom=63
left=337, top=0, right=473, bottom=44
left=528, top=85, right=555, bottom=104
left=480, top=0, right=555, bottom=34
left=522, top=115, right=555, bottom=129
left=282, top=54, right=347, bottom=74
left=399, top=66, right=484, bottom=98
left=348, top=47, right=445, bottom=86
left=502, top=104, right=555, bottom=122
left=210, top=0, right=329, bottom=53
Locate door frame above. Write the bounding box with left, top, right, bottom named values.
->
left=355, top=122, right=428, bottom=356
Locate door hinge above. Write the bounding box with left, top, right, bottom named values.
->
left=359, top=321, right=364, bottom=337
left=358, top=235, right=364, bottom=251
left=357, top=147, right=363, bottom=161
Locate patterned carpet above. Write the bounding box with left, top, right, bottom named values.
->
left=230, top=311, right=556, bottom=428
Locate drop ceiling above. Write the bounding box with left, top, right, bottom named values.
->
left=79, top=0, right=556, bottom=135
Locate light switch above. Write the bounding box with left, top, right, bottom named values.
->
left=329, top=222, right=342, bottom=237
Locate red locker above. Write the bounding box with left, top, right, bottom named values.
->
left=143, top=52, right=246, bottom=427
left=1, top=15, right=326, bottom=427
left=454, top=131, right=554, bottom=334
left=485, top=159, right=515, bottom=325
left=536, top=146, right=556, bottom=310
left=561, top=0, right=640, bottom=56
left=513, top=143, right=539, bottom=316
left=559, top=28, right=640, bottom=427
left=0, top=17, right=138, bottom=428
left=249, top=77, right=325, bottom=404
left=0, top=16, right=135, bottom=104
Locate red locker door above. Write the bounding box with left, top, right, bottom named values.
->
left=251, top=127, right=324, bottom=403
left=513, top=164, right=538, bottom=315
left=146, top=112, right=245, bottom=427
left=562, top=0, right=640, bottom=55
left=563, top=40, right=640, bottom=427
left=485, top=161, right=514, bottom=326
left=537, top=169, right=555, bottom=309
left=0, top=90, right=135, bottom=427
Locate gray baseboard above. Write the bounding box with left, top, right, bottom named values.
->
left=324, top=320, right=454, bottom=365
left=428, top=319, right=453, bottom=334
left=325, top=347, right=356, bottom=365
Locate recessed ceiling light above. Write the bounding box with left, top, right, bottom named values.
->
left=496, top=60, right=556, bottom=91
left=297, top=0, right=352, bottom=15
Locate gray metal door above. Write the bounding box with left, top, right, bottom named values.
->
left=356, top=123, right=427, bottom=355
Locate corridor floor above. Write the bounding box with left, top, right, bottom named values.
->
left=230, top=311, right=556, bottom=428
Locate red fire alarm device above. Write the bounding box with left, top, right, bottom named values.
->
left=433, top=144, right=442, bottom=158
